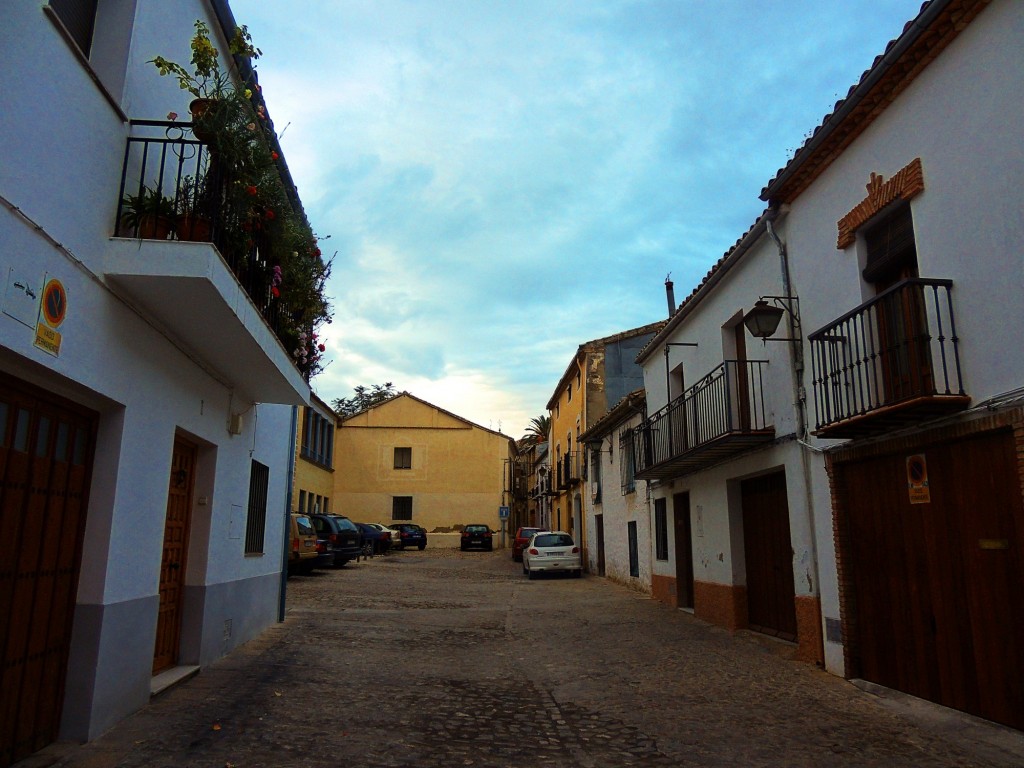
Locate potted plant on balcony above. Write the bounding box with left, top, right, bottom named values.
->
left=175, top=174, right=215, bottom=242
left=150, top=20, right=261, bottom=142
left=120, top=186, right=176, bottom=239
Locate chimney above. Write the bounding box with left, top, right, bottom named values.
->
left=665, top=273, right=676, bottom=316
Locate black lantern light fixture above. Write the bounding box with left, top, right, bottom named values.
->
left=743, top=295, right=801, bottom=342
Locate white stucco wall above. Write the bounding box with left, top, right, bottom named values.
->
left=585, top=413, right=651, bottom=592
left=3, top=1, right=302, bottom=741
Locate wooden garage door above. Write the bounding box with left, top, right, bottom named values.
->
left=0, top=376, right=96, bottom=768
left=838, top=429, right=1024, bottom=730
left=741, top=472, right=797, bottom=641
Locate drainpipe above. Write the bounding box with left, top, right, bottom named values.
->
left=278, top=404, right=298, bottom=622
left=765, top=209, right=821, bottom=607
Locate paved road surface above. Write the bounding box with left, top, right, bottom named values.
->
left=24, top=546, right=1024, bottom=767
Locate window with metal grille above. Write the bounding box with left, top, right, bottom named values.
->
left=394, top=446, right=412, bottom=469
left=654, top=498, right=668, bottom=561
left=619, top=428, right=637, bottom=495
left=245, top=460, right=269, bottom=554
left=392, top=496, right=413, bottom=520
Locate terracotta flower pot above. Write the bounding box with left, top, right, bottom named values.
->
left=176, top=213, right=213, bottom=242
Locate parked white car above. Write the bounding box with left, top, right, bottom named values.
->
left=522, top=531, right=582, bottom=579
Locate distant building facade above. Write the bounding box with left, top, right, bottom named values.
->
left=333, top=393, right=515, bottom=533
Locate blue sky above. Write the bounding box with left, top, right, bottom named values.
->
left=229, top=0, right=924, bottom=437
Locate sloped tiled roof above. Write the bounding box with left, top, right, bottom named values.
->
left=639, top=0, right=992, bottom=365
left=761, top=0, right=991, bottom=204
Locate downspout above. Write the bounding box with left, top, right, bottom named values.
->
left=278, top=404, right=298, bottom=622
left=765, top=211, right=822, bottom=607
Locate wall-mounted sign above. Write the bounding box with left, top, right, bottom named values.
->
left=906, top=453, right=930, bottom=504
left=34, top=276, right=66, bottom=357
left=3, top=267, right=39, bottom=328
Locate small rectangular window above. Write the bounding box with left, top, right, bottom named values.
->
left=654, top=498, right=668, bottom=561
left=298, top=489, right=306, bottom=514
left=392, top=496, right=413, bottom=520
left=394, top=446, right=412, bottom=469
left=245, top=460, right=269, bottom=554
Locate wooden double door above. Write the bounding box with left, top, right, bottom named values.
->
left=0, top=376, right=96, bottom=768
left=835, top=429, right=1024, bottom=730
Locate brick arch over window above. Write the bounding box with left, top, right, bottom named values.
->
left=836, top=158, right=925, bottom=249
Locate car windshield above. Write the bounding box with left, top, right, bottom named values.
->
left=295, top=516, right=314, bottom=536
left=534, top=534, right=573, bottom=547
left=518, top=529, right=540, bottom=538
left=466, top=525, right=489, bottom=533
left=335, top=517, right=359, bottom=532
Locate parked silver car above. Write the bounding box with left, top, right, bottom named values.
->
left=522, top=531, right=582, bottom=579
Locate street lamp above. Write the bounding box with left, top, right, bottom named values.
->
left=743, top=295, right=801, bottom=342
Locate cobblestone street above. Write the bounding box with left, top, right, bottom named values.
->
left=28, top=544, right=1024, bottom=767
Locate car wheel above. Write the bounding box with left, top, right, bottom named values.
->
left=418, top=544, right=426, bottom=550
left=527, top=567, right=536, bottom=580
left=574, top=569, right=582, bottom=578
left=460, top=544, right=466, bottom=551
left=522, top=561, right=527, bottom=575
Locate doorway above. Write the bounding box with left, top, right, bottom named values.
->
left=153, top=436, right=196, bottom=674
left=0, top=375, right=97, bottom=768
left=740, top=472, right=797, bottom=640
left=595, top=514, right=606, bottom=577
left=673, top=492, right=694, bottom=609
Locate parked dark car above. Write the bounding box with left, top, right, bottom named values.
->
left=310, top=514, right=363, bottom=567
left=511, top=526, right=542, bottom=562
left=356, top=522, right=391, bottom=555
left=460, top=524, right=494, bottom=551
left=389, top=523, right=427, bottom=550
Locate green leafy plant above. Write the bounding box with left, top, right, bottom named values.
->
left=120, top=186, right=176, bottom=238
left=149, top=20, right=260, bottom=100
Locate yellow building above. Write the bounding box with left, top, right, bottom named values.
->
left=293, top=394, right=339, bottom=516
left=546, top=323, right=662, bottom=556
left=334, top=392, right=516, bottom=533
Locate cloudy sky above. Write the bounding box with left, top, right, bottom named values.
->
left=229, top=0, right=923, bottom=437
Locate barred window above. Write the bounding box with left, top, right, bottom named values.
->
left=654, top=498, right=668, bottom=561
left=619, top=428, right=637, bottom=495
left=245, top=460, right=269, bottom=554
left=392, top=496, right=413, bottom=520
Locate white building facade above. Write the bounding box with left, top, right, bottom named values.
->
left=634, top=0, right=1024, bottom=730
left=580, top=390, right=652, bottom=593
left=1, top=1, right=313, bottom=763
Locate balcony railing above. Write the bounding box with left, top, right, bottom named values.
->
left=635, top=360, right=774, bottom=480
left=555, top=452, right=582, bottom=490
left=808, top=278, right=969, bottom=438
left=115, top=119, right=284, bottom=336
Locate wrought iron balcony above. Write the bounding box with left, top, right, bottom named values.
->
left=105, top=119, right=310, bottom=403
left=635, top=360, right=774, bottom=481
left=808, top=278, right=969, bottom=439
left=555, top=452, right=582, bottom=490
left=114, top=120, right=283, bottom=328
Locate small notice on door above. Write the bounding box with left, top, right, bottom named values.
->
left=906, top=453, right=930, bottom=504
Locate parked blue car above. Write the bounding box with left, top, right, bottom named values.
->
left=355, top=522, right=391, bottom=555
left=389, top=523, right=427, bottom=550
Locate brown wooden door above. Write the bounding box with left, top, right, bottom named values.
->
left=741, top=472, right=797, bottom=640
left=673, top=492, right=694, bottom=609
left=838, top=429, right=1024, bottom=730
left=0, top=376, right=96, bottom=768
left=153, top=437, right=196, bottom=674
